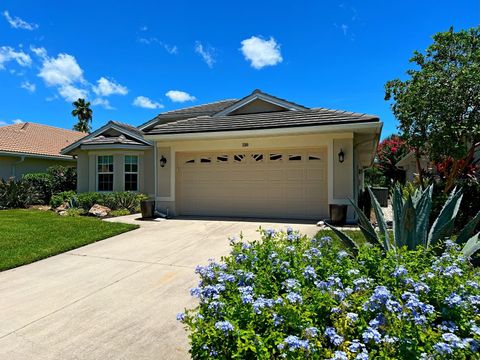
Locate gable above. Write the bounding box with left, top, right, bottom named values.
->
left=228, top=98, right=288, bottom=115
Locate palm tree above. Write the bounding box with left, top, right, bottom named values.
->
left=71, top=98, right=93, bottom=133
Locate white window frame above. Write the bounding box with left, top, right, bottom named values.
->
left=124, top=155, right=139, bottom=191
left=97, top=155, right=114, bottom=192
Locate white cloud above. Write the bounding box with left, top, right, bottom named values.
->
left=92, top=98, right=114, bottom=110
left=138, top=37, right=178, bottom=54
left=93, top=77, right=128, bottom=96
left=58, top=84, right=88, bottom=102
left=13, top=119, right=24, bottom=124
left=20, top=80, right=35, bottom=92
left=3, top=10, right=38, bottom=30
left=240, top=36, right=283, bottom=69
left=194, top=42, right=215, bottom=68
left=166, top=90, right=196, bottom=103
left=0, top=46, right=32, bottom=69
left=133, top=96, right=164, bottom=109
left=33, top=48, right=89, bottom=102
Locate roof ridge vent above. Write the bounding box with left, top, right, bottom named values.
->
left=20, top=122, right=29, bottom=131
left=252, top=89, right=262, bottom=94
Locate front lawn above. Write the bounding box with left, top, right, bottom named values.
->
left=0, top=209, right=138, bottom=271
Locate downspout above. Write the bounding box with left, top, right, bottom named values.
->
left=12, top=156, right=26, bottom=179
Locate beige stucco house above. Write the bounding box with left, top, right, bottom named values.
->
left=62, top=90, right=382, bottom=221
left=0, top=122, right=84, bottom=180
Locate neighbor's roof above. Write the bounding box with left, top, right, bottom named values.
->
left=0, top=122, right=85, bottom=159
left=146, top=107, right=380, bottom=135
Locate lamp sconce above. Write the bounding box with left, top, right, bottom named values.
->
left=338, top=149, right=345, bottom=163
left=160, top=155, right=167, bottom=168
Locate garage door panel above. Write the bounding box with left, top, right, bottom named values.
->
left=177, top=148, right=328, bottom=219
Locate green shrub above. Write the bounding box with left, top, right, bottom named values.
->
left=76, top=192, right=104, bottom=210
left=50, top=191, right=77, bottom=208
left=22, top=173, right=53, bottom=204
left=102, top=191, right=148, bottom=213
left=0, top=178, right=40, bottom=208
left=62, top=208, right=86, bottom=217
left=110, top=209, right=131, bottom=217
left=47, top=165, right=77, bottom=194
left=179, top=229, right=480, bottom=359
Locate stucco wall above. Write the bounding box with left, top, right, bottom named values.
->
left=75, top=148, right=154, bottom=195
left=0, top=155, right=75, bottom=180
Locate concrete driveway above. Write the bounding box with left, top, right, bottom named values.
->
left=0, top=216, right=318, bottom=360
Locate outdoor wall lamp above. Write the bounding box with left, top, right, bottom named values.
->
left=160, top=155, right=167, bottom=168
left=338, top=149, right=345, bottom=163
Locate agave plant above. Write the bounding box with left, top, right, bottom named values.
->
left=326, top=185, right=480, bottom=258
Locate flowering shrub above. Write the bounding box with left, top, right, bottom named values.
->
left=178, top=229, right=480, bottom=359
left=376, top=135, right=409, bottom=186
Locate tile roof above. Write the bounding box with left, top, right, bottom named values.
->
left=0, top=122, right=85, bottom=158
left=82, top=134, right=146, bottom=146
left=146, top=107, right=380, bottom=135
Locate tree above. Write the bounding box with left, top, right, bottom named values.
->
left=385, top=26, right=480, bottom=192
left=376, top=135, right=409, bottom=186
left=71, top=98, right=93, bottom=133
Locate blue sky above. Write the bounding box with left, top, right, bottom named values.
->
left=0, top=0, right=478, bottom=137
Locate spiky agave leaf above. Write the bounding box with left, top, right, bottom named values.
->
left=400, top=196, right=417, bottom=250
left=456, top=211, right=480, bottom=245
left=461, top=233, right=480, bottom=258
left=368, top=187, right=391, bottom=251
left=414, top=185, right=433, bottom=247
left=427, top=188, right=463, bottom=247
left=323, top=222, right=360, bottom=256
left=392, top=185, right=405, bottom=248
left=348, top=199, right=383, bottom=248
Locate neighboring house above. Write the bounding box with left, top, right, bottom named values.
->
left=396, top=151, right=431, bottom=183
left=0, top=122, right=85, bottom=180
left=62, top=90, right=383, bottom=220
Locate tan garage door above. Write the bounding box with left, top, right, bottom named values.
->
left=176, top=148, right=328, bottom=219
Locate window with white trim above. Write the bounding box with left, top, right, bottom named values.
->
left=97, top=155, right=114, bottom=191
left=124, top=155, right=138, bottom=191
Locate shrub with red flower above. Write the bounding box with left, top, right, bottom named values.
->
left=376, top=135, right=409, bottom=186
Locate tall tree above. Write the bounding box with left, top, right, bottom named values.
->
left=385, top=27, right=480, bottom=192
left=376, top=135, right=409, bottom=186
left=71, top=98, right=93, bottom=133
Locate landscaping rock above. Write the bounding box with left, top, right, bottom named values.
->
left=88, top=204, right=111, bottom=217
left=58, top=210, right=68, bottom=216
left=55, top=203, right=69, bottom=213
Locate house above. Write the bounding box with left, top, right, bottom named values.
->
left=62, top=90, right=382, bottom=220
left=396, top=151, right=432, bottom=183
left=0, top=122, right=85, bottom=180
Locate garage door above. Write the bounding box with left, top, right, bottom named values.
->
left=176, top=148, right=328, bottom=219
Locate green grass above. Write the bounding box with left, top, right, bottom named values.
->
left=0, top=209, right=138, bottom=271
left=315, top=229, right=367, bottom=247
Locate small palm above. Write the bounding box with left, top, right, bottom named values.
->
left=71, top=98, right=93, bottom=133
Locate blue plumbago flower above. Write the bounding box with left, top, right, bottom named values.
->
left=385, top=299, right=402, bottom=314
left=217, top=272, right=235, bottom=283
left=286, top=291, right=303, bottom=304
left=353, top=277, right=372, bottom=291
left=195, top=264, right=216, bottom=280
left=268, top=251, right=278, bottom=260
left=337, top=250, right=349, bottom=259
left=363, top=286, right=392, bottom=311
left=333, top=289, right=348, bottom=301
left=331, top=307, right=342, bottom=314
left=190, top=287, right=201, bottom=297
left=445, top=293, right=464, bottom=308
left=362, top=326, right=382, bottom=344
left=283, top=278, right=300, bottom=290
left=303, top=266, right=317, bottom=280
left=241, top=293, right=254, bottom=304
left=325, top=327, right=344, bottom=346
left=287, top=233, right=300, bottom=242
left=228, top=236, right=236, bottom=244
left=331, top=351, right=348, bottom=360
left=392, top=266, right=408, bottom=277
left=305, top=327, right=319, bottom=337
left=281, top=335, right=310, bottom=351
left=273, top=313, right=283, bottom=326
left=433, top=342, right=453, bottom=355
left=471, top=324, right=480, bottom=336
left=348, top=269, right=360, bottom=275
left=235, top=253, right=247, bottom=263
left=238, top=285, right=253, bottom=295
left=215, top=320, right=234, bottom=333
left=383, top=335, right=398, bottom=344
left=241, top=242, right=252, bottom=250
left=355, top=351, right=369, bottom=360
left=176, top=312, right=186, bottom=321
left=466, top=280, right=479, bottom=289
left=412, top=281, right=430, bottom=294
left=439, top=321, right=458, bottom=333
left=318, top=236, right=332, bottom=246
left=252, top=297, right=274, bottom=314
left=444, top=239, right=458, bottom=249
left=303, top=247, right=321, bottom=260
left=208, top=301, right=224, bottom=312
left=285, top=245, right=296, bottom=253
left=196, top=284, right=225, bottom=300
left=346, top=312, right=359, bottom=322
left=275, top=297, right=284, bottom=305
left=468, top=295, right=480, bottom=306
left=280, top=261, right=291, bottom=274
left=444, top=264, right=463, bottom=277
left=265, top=228, right=277, bottom=238
left=195, top=313, right=204, bottom=320
left=348, top=339, right=364, bottom=352
left=286, top=226, right=294, bottom=235
left=369, top=315, right=385, bottom=328
left=442, top=333, right=465, bottom=349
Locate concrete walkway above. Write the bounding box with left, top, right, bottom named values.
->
left=0, top=216, right=318, bottom=360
